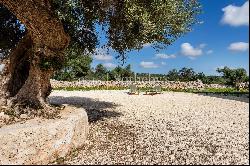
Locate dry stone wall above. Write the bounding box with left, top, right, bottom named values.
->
left=50, top=79, right=246, bottom=90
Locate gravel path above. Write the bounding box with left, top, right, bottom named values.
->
left=49, top=90, right=249, bottom=165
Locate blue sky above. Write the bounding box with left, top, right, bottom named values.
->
left=92, top=0, right=249, bottom=75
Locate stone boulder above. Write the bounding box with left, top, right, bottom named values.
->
left=0, top=106, right=88, bottom=165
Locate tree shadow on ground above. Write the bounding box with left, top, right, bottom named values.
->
left=194, top=92, right=249, bottom=103
left=48, top=96, right=122, bottom=123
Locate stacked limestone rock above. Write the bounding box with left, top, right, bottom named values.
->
left=204, top=84, right=229, bottom=89
left=237, top=82, right=249, bottom=90
left=50, top=79, right=250, bottom=91
left=50, top=79, right=208, bottom=90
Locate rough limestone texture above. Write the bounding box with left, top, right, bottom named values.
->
left=0, top=106, right=89, bottom=165
left=51, top=79, right=244, bottom=90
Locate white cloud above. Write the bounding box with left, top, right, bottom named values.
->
left=199, top=21, right=205, bottom=24
left=94, top=54, right=113, bottom=61
left=221, top=1, right=249, bottom=26
left=206, top=50, right=214, bottom=54
left=199, top=43, right=207, bottom=48
left=181, top=43, right=203, bottom=58
left=155, top=53, right=176, bottom=59
left=140, top=61, right=159, bottom=69
left=143, top=43, right=152, bottom=48
left=228, top=42, right=249, bottom=52
left=161, top=62, right=167, bottom=66
left=93, top=48, right=113, bottom=61
left=103, top=63, right=117, bottom=69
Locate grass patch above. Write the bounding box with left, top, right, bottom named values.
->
left=201, top=87, right=248, bottom=93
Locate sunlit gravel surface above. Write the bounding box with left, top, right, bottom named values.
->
left=49, top=90, right=249, bottom=165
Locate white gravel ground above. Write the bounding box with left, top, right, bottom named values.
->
left=49, top=90, right=249, bottom=165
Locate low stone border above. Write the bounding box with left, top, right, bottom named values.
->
left=0, top=106, right=88, bottom=165
left=51, top=79, right=247, bottom=90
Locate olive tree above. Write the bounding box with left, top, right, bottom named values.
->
left=0, top=0, right=201, bottom=112
left=216, top=66, right=248, bottom=89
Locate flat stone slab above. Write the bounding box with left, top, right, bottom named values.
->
left=0, top=106, right=88, bottom=165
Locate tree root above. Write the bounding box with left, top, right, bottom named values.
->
left=1, top=98, right=63, bottom=120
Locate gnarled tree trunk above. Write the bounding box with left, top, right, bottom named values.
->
left=0, top=0, right=70, bottom=113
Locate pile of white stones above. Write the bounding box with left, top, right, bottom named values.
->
left=48, top=90, right=249, bottom=165
left=51, top=79, right=237, bottom=90
left=237, top=82, right=249, bottom=89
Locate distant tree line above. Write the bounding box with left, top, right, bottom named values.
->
left=87, top=64, right=134, bottom=81
left=216, top=67, right=249, bottom=88
left=53, top=53, right=249, bottom=88
left=53, top=46, right=93, bottom=81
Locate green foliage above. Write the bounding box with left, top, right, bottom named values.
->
left=40, top=56, right=64, bottom=71
left=200, top=87, right=241, bottom=93
left=166, top=69, right=179, bottom=81
left=103, top=0, right=201, bottom=59
left=1, top=1, right=201, bottom=61
left=199, top=76, right=226, bottom=85
left=91, top=64, right=134, bottom=81
left=216, top=66, right=248, bottom=88
left=95, top=64, right=108, bottom=80
left=108, top=65, right=134, bottom=81
left=164, top=67, right=249, bottom=85
left=110, top=66, right=123, bottom=80
left=53, top=45, right=93, bottom=81
left=179, top=67, right=197, bottom=81
left=166, top=67, right=199, bottom=82
left=54, top=62, right=249, bottom=87
left=123, top=64, right=133, bottom=77
left=51, top=0, right=98, bottom=53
